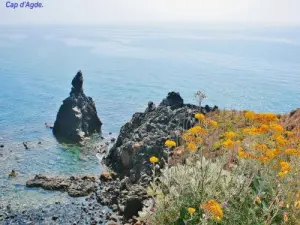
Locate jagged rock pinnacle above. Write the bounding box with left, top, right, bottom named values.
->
left=159, top=91, right=184, bottom=109
left=71, top=70, right=84, bottom=94
left=53, top=70, right=102, bottom=144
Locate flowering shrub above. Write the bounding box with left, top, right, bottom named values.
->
left=141, top=110, right=300, bottom=224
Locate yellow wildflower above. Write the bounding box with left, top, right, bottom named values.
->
left=243, top=127, right=259, bottom=135
left=188, top=126, right=206, bottom=135
left=274, top=135, right=288, bottom=146
left=258, top=156, right=269, bottom=163
left=285, top=148, right=297, bottom=155
left=182, top=133, right=202, bottom=144
left=255, top=144, right=268, bottom=152
left=244, top=125, right=269, bottom=135
left=223, top=139, right=235, bottom=149
left=277, top=161, right=291, bottom=178
left=187, top=142, right=197, bottom=151
left=294, top=201, right=300, bottom=208
left=149, top=156, right=159, bottom=164
left=245, top=111, right=255, bottom=120
left=270, top=123, right=284, bottom=133
left=200, top=200, right=223, bottom=221
left=224, top=131, right=236, bottom=139
left=207, top=119, right=218, bottom=127
left=258, top=124, right=270, bottom=133
left=238, top=148, right=248, bottom=158
left=279, top=161, right=291, bottom=171
left=165, top=140, right=176, bottom=148
left=265, top=149, right=276, bottom=159
left=187, top=207, right=196, bottom=215
left=195, top=113, right=205, bottom=120
left=254, top=113, right=278, bottom=124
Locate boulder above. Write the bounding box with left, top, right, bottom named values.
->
left=100, top=171, right=117, bottom=182
left=105, top=91, right=218, bottom=180
left=53, top=70, right=102, bottom=143
left=97, top=177, right=148, bottom=221
left=123, top=197, right=143, bottom=220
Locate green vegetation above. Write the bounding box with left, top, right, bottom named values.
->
left=139, top=110, right=300, bottom=225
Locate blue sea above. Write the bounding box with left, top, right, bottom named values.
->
left=0, top=25, right=300, bottom=213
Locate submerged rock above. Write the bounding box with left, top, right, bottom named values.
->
left=105, top=91, right=218, bottom=180
left=53, top=70, right=102, bottom=143
left=23, top=142, right=29, bottom=150
left=8, top=170, right=17, bottom=178
left=26, top=174, right=98, bottom=197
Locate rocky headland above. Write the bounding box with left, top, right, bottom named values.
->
left=105, top=92, right=218, bottom=182
left=53, top=70, right=102, bottom=144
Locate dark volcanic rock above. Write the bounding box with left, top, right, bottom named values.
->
left=97, top=177, right=149, bottom=222
left=53, top=70, right=102, bottom=143
left=159, top=91, right=183, bottom=109
left=26, top=174, right=98, bottom=197
left=71, top=71, right=83, bottom=93
left=105, top=91, right=218, bottom=180
left=145, top=101, right=156, bottom=113
left=123, top=197, right=143, bottom=220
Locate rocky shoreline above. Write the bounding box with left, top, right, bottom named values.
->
left=2, top=195, right=115, bottom=225
left=3, top=90, right=219, bottom=225
left=3, top=72, right=298, bottom=224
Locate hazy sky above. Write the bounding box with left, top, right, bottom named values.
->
left=1, top=0, right=300, bottom=25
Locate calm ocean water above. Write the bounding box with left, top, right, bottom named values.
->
left=0, top=25, right=300, bottom=212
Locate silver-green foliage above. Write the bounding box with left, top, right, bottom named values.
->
left=140, top=154, right=264, bottom=225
